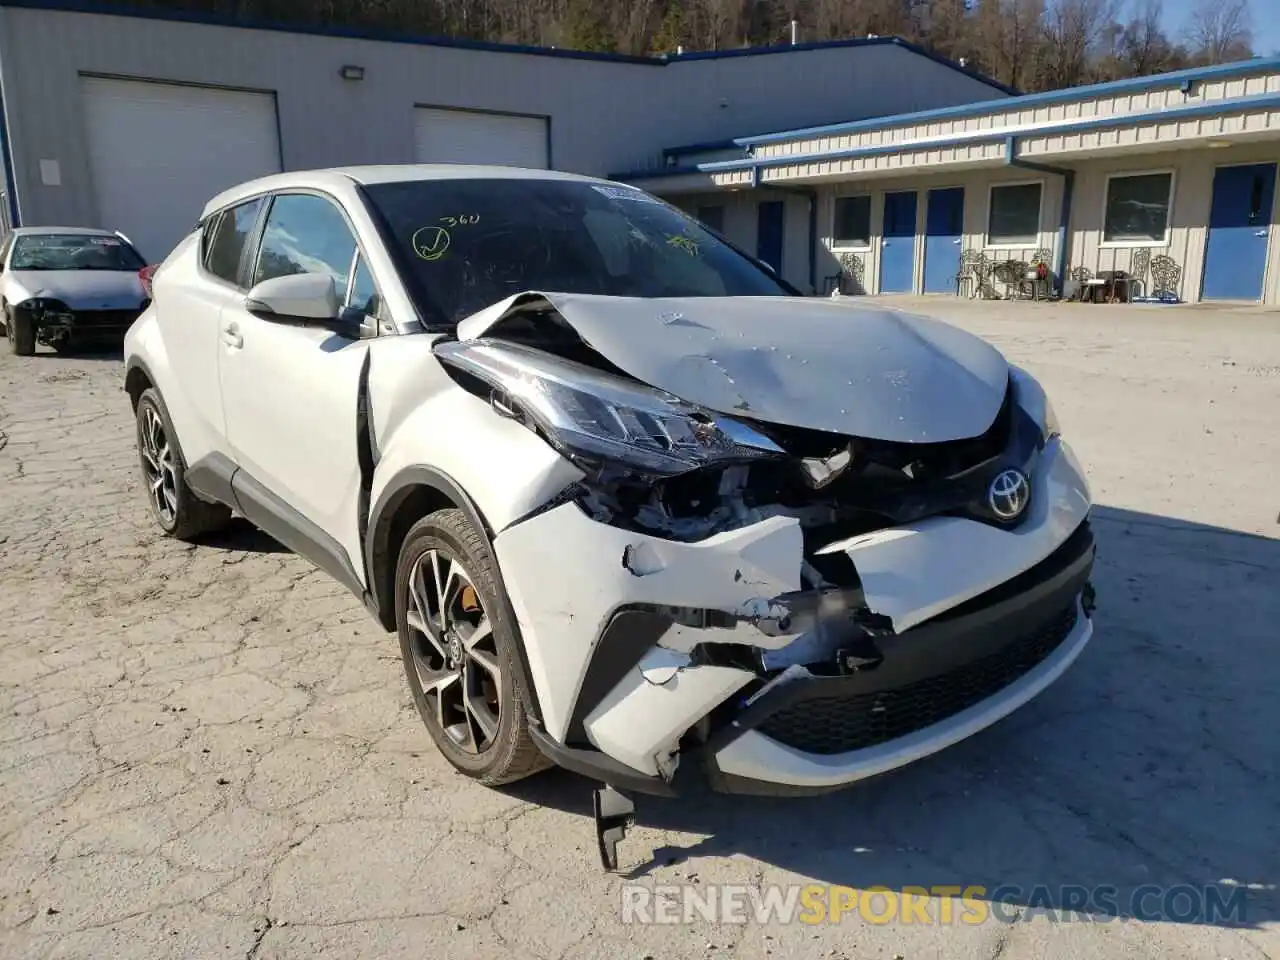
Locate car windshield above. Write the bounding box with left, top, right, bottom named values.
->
left=360, top=177, right=790, bottom=326
left=9, top=234, right=146, bottom=272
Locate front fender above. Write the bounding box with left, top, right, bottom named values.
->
left=369, top=384, right=584, bottom=537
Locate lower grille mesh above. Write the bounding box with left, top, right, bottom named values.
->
left=756, top=604, right=1080, bottom=755
left=70, top=309, right=140, bottom=329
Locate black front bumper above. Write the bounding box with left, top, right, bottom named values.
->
left=533, top=520, right=1096, bottom=798
left=35, top=307, right=141, bottom=342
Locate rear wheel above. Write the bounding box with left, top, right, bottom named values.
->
left=395, top=508, right=549, bottom=785
left=135, top=388, right=231, bottom=540
left=6, top=306, right=35, bottom=356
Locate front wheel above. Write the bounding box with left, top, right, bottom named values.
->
left=6, top=307, right=35, bottom=356
left=395, top=508, right=549, bottom=785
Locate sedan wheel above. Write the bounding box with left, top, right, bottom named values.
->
left=395, top=508, right=549, bottom=784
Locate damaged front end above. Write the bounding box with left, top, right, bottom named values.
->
left=432, top=306, right=1095, bottom=819
left=15, top=297, right=142, bottom=349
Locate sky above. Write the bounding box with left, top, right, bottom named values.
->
left=1160, top=0, right=1280, bottom=57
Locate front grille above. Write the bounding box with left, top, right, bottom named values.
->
left=71, top=309, right=140, bottom=329
left=755, top=603, right=1079, bottom=755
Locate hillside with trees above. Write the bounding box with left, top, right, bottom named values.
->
left=136, top=0, right=1257, bottom=93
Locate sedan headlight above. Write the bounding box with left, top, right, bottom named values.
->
left=1009, top=365, right=1060, bottom=441
left=435, top=339, right=784, bottom=475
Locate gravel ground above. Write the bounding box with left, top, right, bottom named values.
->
left=1, top=298, right=1277, bottom=959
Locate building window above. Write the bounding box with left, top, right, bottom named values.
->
left=696, top=204, right=725, bottom=233
left=987, top=183, right=1042, bottom=246
left=1103, top=172, right=1173, bottom=244
left=833, top=195, right=871, bottom=247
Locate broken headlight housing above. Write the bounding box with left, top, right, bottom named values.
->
left=435, top=339, right=784, bottom=475
left=1009, top=365, right=1061, bottom=442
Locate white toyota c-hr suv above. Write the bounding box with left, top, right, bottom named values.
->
left=124, top=165, right=1096, bottom=867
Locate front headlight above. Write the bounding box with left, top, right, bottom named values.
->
left=435, top=338, right=784, bottom=476
left=1009, top=365, right=1060, bottom=441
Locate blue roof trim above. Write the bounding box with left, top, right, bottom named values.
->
left=663, top=139, right=741, bottom=158
left=735, top=55, right=1280, bottom=146
left=608, top=165, right=709, bottom=181
left=0, top=0, right=1012, bottom=89
left=692, top=90, right=1280, bottom=173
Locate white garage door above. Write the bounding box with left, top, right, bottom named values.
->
left=81, top=77, right=281, bottom=264
left=414, top=107, right=548, bottom=169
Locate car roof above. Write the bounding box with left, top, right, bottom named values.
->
left=200, top=164, right=616, bottom=218
left=9, top=226, right=121, bottom=237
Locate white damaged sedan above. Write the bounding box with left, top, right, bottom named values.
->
left=123, top=166, right=1095, bottom=866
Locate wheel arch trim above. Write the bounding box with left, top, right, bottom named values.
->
left=365, top=464, right=544, bottom=725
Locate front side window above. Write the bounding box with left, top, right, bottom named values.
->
left=988, top=183, right=1042, bottom=246
left=253, top=193, right=357, bottom=293
left=1104, top=173, right=1172, bottom=244
left=347, top=255, right=382, bottom=318
left=205, top=199, right=264, bottom=285
left=833, top=195, right=872, bottom=247
left=360, top=178, right=789, bottom=327
left=9, top=233, right=146, bottom=272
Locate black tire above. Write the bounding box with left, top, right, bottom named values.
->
left=7, top=306, right=35, bottom=356
left=395, top=508, right=549, bottom=785
left=135, top=387, right=231, bottom=540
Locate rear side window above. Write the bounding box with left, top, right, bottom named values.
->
left=204, top=198, right=264, bottom=286
left=252, top=193, right=357, bottom=294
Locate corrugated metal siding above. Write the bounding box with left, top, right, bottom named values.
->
left=0, top=6, right=1010, bottom=228
left=750, top=67, right=1280, bottom=163
left=760, top=140, right=1008, bottom=183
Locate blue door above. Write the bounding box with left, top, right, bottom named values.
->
left=924, top=188, right=965, bottom=293
left=757, top=201, right=785, bottom=275
left=880, top=191, right=918, bottom=293
left=1202, top=163, right=1276, bottom=301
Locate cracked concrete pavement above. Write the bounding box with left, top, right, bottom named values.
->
left=1, top=299, right=1277, bottom=959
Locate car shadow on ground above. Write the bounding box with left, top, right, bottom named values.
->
left=503, top=504, right=1280, bottom=928
left=197, top=517, right=291, bottom=554
left=28, top=342, right=125, bottom=361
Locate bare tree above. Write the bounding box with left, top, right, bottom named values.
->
left=1038, top=0, right=1120, bottom=87
left=972, top=0, right=1047, bottom=91
left=1184, top=0, right=1253, bottom=64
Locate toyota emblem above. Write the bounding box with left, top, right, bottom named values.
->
left=988, top=468, right=1030, bottom=521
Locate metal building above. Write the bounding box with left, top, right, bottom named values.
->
left=0, top=0, right=1011, bottom=267
left=624, top=58, right=1280, bottom=305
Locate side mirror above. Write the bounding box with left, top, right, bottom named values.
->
left=245, top=272, right=342, bottom=325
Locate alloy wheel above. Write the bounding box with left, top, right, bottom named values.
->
left=140, top=405, right=178, bottom=526
left=405, top=549, right=503, bottom=754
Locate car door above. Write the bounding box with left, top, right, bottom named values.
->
left=217, top=190, right=382, bottom=588
left=157, top=199, right=265, bottom=465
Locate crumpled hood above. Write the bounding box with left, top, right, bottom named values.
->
left=6, top=270, right=145, bottom=311
left=456, top=293, right=1010, bottom=443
